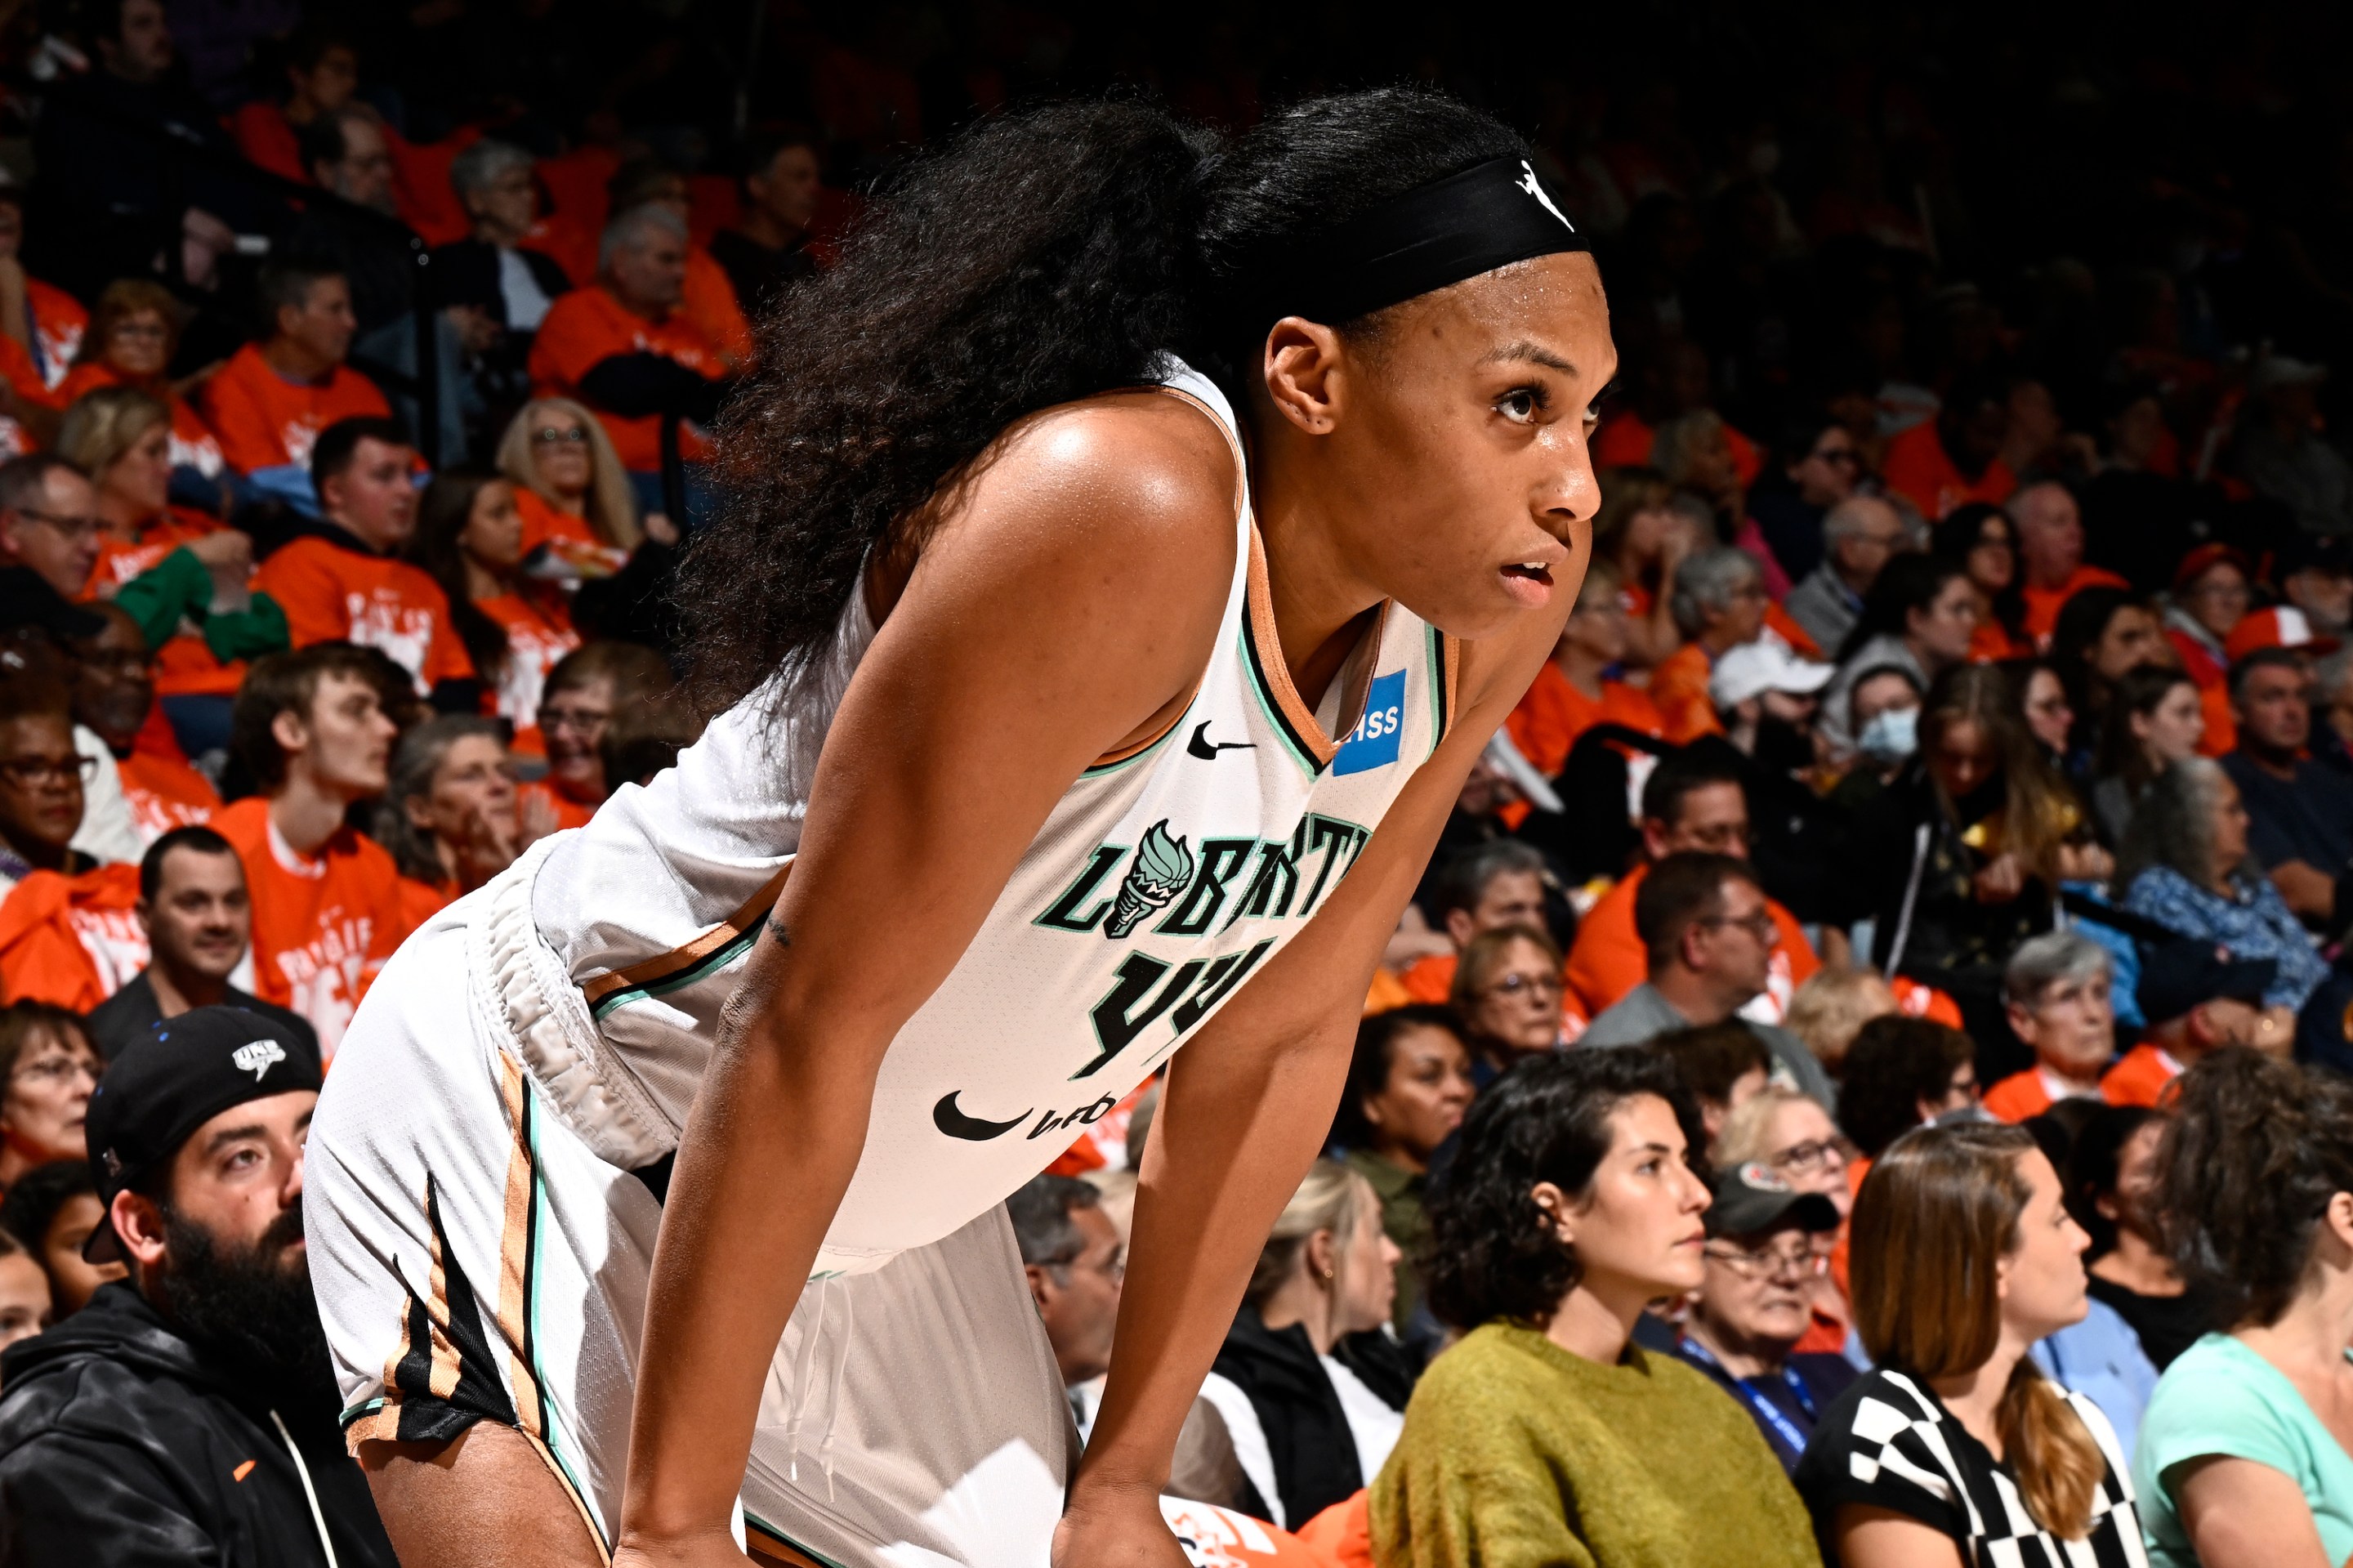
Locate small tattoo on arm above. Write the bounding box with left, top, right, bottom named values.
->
left=767, top=914, right=792, bottom=947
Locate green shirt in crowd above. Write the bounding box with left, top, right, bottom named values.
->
left=2136, top=1332, right=2353, bottom=1568
left=1342, top=1148, right=1429, bottom=1335
left=1370, top=1320, right=1821, bottom=1568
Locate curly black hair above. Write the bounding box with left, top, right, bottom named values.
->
left=1838, top=1014, right=1977, bottom=1159
left=2158, top=1048, right=2353, bottom=1329
left=1330, top=1003, right=1464, bottom=1148
left=675, top=89, right=1529, bottom=716
left=1422, top=1048, right=1704, bottom=1331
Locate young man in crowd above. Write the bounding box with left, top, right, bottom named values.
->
left=711, top=127, right=824, bottom=311
left=1578, top=850, right=1836, bottom=1105
left=1781, top=494, right=1909, bottom=658
left=84, top=825, right=318, bottom=1060
left=213, top=645, right=404, bottom=1058
left=1394, top=840, right=1550, bottom=1005
left=2102, top=938, right=2287, bottom=1108
left=527, top=205, right=730, bottom=499
left=1982, top=931, right=2117, bottom=1121
left=199, top=259, right=390, bottom=479
left=252, top=417, right=476, bottom=705
left=2011, top=480, right=2126, bottom=647
left=71, top=601, right=219, bottom=842
left=2221, top=647, right=2353, bottom=927
left=1566, top=752, right=1819, bottom=1024
left=1672, top=1164, right=1856, bottom=1473
left=0, top=1007, right=395, bottom=1565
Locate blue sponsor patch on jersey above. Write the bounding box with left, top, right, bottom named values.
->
left=1333, top=670, right=1407, bottom=775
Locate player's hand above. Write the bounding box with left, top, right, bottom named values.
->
left=1053, top=1482, right=1189, bottom=1568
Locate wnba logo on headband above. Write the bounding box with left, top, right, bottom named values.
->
left=1235, top=155, right=1592, bottom=333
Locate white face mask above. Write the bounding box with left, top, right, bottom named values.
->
left=1856, top=704, right=1920, bottom=765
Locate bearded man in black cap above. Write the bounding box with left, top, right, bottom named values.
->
left=0, top=1006, right=395, bottom=1566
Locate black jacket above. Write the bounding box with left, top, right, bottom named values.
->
left=85, top=973, right=319, bottom=1063
left=0, top=1281, right=397, bottom=1568
left=1210, top=1306, right=1418, bottom=1530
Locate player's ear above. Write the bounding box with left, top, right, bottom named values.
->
left=1261, top=318, right=1349, bottom=436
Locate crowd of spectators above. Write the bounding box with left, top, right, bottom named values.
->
left=0, top=0, right=2342, bottom=1565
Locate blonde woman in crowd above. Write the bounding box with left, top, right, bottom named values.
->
left=493, top=395, right=660, bottom=573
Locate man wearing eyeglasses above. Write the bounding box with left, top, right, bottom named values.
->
left=1782, top=494, right=1907, bottom=660
left=1672, top=1163, right=1856, bottom=1473
left=0, top=455, right=100, bottom=604
left=1579, top=851, right=1837, bottom=1107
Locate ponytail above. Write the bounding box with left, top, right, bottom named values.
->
left=680, top=89, right=1529, bottom=719
left=1996, top=1357, right=2105, bottom=1539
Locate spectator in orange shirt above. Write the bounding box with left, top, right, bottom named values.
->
left=0, top=677, right=105, bottom=907
left=215, top=646, right=404, bottom=1057
left=69, top=603, right=217, bottom=846
left=228, top=21, right=359, bottom=185
left=711, top=127, right=824, bottom=315
left=79, top=825, right=316, bottom=1060
left=373, top=714, right=538, bottom=934
left=252, top=417, right=476, bottom=707
left=526, top=206, right=731, bottom=521
left=0, top=186, right=87, bottom=396
left=408, top=471, right=579, bottom=751
left=2012, top=480, right=2127, bottom=648
left=1880, top=374, right=2018, bottom=520
left=2103, top=938, right=2288, bottom=1111
left=56, top=388, right=234, bottom=605
left=1393, top=841, right=1549, bottom=1004
left=1594, top=466, right=1703, bottom=669
left=605, top=157, right=753, bottom=370
left=58, top=281, right=228, bottom=491
left=1565, top=751, right=1820, bottom=1023
left=1981, top=932, right=2117, bottom=1122
left=1650, top=545, right=1771, bottom=744
left=1930, top=503, right=2029, bottom=660
left=492, top=398, right=660, bottom=579
left=1504, top=561, right=1665, bottom=778
left=519, top=640, right=676, bottom=830
left=199, top=259, right=388, bottom=483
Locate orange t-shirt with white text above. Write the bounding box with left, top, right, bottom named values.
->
left=476, top=591, right=580, bottom=750
left=211, top=797, right=404, bottom=1060
left=253, top=533, right=476, bottom=694
left=1881, top=421, right=2016, bottom=520
left=0, top=864, right=148, bottom=1012
left=1565, top=860, right=1820, bottom=1021
left=118, top=749, right=221, bottom=844
left=527, top=286, right=725, bottom=471
left=199, top=343, right=391, bottom=474
left=25, top=279, right=86, bottom=391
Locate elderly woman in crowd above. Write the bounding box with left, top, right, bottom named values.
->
left=2137, top=1051, right=2353, bottom=1568
left=518, top=639, right=678, bottom=831
left=2088, top=664, right=2207, bottom=846
left=1373, top=1049, right=1816, bottom=1567
left=373, top=714, right=536, bottom=930
left=57, top=278, right=225, bottom=484
left=1982, top=931, right=2119, bottom=1121
left=1794, top=1121, right=2145, bottom=1566
left=1672, top=1164, right=1858, bottom=1473
left=1207, top=1159, right=1413, bottom=1533
left=0, top=1003, right=99, bottom=1192
left=1330, top=1003, right=1475, bottom=1338
left=1449, top=924, right=1569, bottom=1080
left=1650, top=546, right=1775, bottom=744
left=2119, top=757, right=2326, bottom=1016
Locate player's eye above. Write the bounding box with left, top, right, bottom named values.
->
left=1497, top=386, right=1549, bottom=424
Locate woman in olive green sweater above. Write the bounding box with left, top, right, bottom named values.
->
left=1372, top=1048, right=1820, bottom=1568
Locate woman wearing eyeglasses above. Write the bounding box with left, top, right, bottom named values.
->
left=0, top=686, right=100, bottom=900
left=56, top=281, right=227, bottom=488
left=1719, top=1087, right=1862, bottom=1360
left=1449, top=922, right=1571, bottom=1080
left=0, top=1002, right=100, bottom=1192
left=493, top=397, right=664, bottom=577
left=1931, top=503, right=2030, bottom=663
left=1675, top=1163, right=1859, bottom=1473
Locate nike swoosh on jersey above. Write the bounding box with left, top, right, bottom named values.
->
left=1186, top=721, right=1257, bottom=759
left=932, top=1091, right=1030, bottom=1141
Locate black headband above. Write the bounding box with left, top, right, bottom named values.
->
left=1239, top=156, right=1591, bottom=333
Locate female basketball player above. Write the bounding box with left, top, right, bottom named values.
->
left=306, top=88, right=1614, bottom=1568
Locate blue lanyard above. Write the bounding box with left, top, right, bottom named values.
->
left=1680, top=1336, right=1817, bottom=1454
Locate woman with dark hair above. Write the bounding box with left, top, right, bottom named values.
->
left=1373, top=1049, right=1815, bottom=1566
left=2088, top=665, right=2205, bottom=845
left=2065, top=1105, right=2211, bottom=1371
left=1820, top=552, right=1981, bottom=756
left=1594, top=465, right=1703, bottom=668
left=371, top=713, right=531, bottom=928
left=2137, top=1051, right=2353, bottom=1567
left=1931, top=502, right=2028, bottom=660
left=2004, top=658, right=2078, bottom=764
left=2047, top=584, right=2168, bottom=764
left=308, top=91, right=1619, bottom=1568
left=408, top=471, right=580, bottom=757
left=1795, top=1121, right=2145, bottom=1566
left=1332, top=1003, right=1472, bottom=1335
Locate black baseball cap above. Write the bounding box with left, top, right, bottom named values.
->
left=1707, top=1161, right=1842, bottom=1240
left=2136, top=938, right=2276, bottom=1027
left=83, top=1007, right=321, bottom=1262
left=2279, top=534, right=2353, bottom=577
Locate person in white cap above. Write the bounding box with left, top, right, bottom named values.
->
left=1708, top=640, right=1834, bottom=768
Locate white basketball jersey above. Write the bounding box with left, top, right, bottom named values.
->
left=531, top=362, right=1459, bottom=1274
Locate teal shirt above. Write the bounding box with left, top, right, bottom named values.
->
left=2135, top=1333, right=2353, bottom=1566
